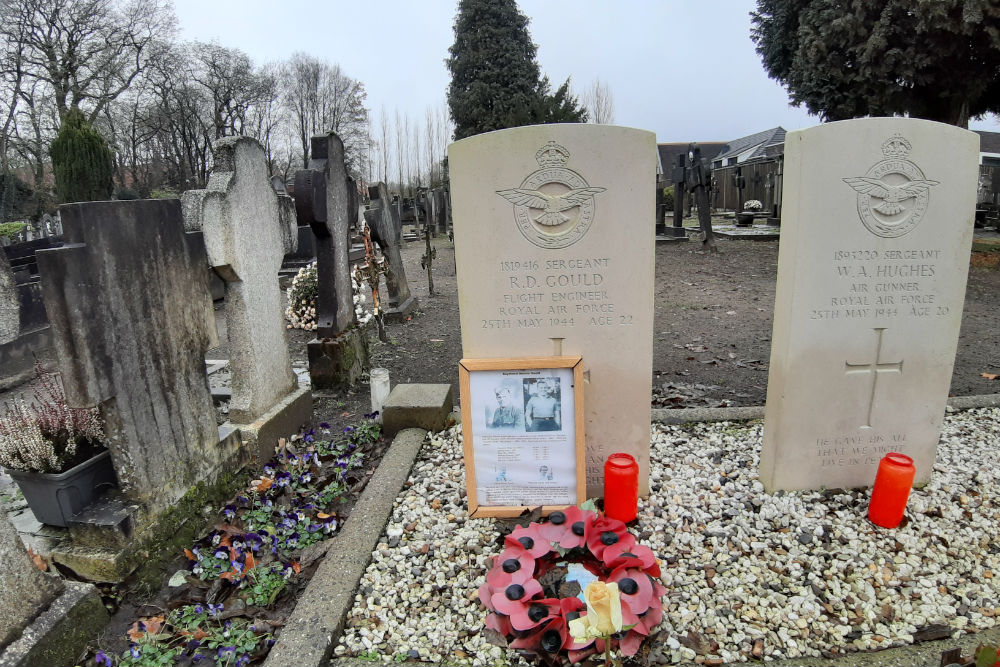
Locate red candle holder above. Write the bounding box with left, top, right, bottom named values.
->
left=868, top=452, right=916, bottom=529
left=604, top=452, right=638, bottom=523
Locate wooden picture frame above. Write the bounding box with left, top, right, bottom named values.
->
left=459, top=356, right=586, bottom=518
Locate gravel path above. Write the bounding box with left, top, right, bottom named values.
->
left=336, top=407, right=1000, bottom=665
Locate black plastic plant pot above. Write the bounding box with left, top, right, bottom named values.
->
left=6, top=449, right=118, bottom=527
left=735, top=212, right=756, bottom=227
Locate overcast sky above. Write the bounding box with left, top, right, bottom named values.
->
left=172, top=0, right=1000, bottom=143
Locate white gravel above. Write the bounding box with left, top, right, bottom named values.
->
left=336, top=407, right=1000, bottom=665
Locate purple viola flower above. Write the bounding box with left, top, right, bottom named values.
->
left=193, top=604, right=205, bottom=615
left=214, top=548, right=229, bottom=560
left=129, top=644, right=141, bottom=659
left=244, top=532, right=263, bottom=552
left=319, top=422, right=330, bottom=429
left=304, top=434, right=314, bottom=443
left=192, top=654, right=204, bottom=663
left=307, top=523, right=321, bottom=533
left=222, top=505, right=236, bottom=520
left=236, top=495, right=248, bottom=505
left=263, top=465, right=275, bottom=477
left=236, top=653, right=251, bottom=667
left=217, top=646, right=236, bottom=660
left=275, top=471, right=292, bottom=487
left=285, top=533, right=299, bottom=548
left=208, top=603, right=224, bottom=617
left=95, top=650, right=112, bottom=667
left=322, top=517, right=338, bottom=533
left=186, top=638, right=202, bottom=651
left=211, top=533, right=221, bottom=546
left=364, top=410, right=379, bottom=420
left=298, top=472, right=311, bottom=484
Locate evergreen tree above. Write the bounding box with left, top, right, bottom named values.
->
left=446, top=0, right=586, bottom=140
left=751, top=0, right=1000, bottom=127
left=49, top=108, right=115, bottom=203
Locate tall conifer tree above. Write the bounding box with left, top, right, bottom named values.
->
left=50, top=109, right=115, bottom=203
left=446, top=0, right=586, bottom=140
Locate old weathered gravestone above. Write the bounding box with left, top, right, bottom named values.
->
left=37, top=200, right=234, bottom=515
left=365, top=182, right=416, bottom=321
left=182, top=137, right=310, bottom=457
left=761, top=118, right=978, bottom=491
left=451, top=125, right=656, bottom=497
left=294, top=133, right=368, bottom=389
left=0, top=510, right=109, bottom=663
left=0, top=511, right=62, bottom=648
left=0, top=252, right=17, bottom=344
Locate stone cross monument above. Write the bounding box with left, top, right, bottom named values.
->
left=182, top=137, right=311, bottom=457
left=293, top=133, right=369, bottom=389
left=365, top=182, right=417, bottom=320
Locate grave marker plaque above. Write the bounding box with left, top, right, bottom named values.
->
left=761, top=118, right=979, bottom=491
left=450, top=124, right=656, bottom=497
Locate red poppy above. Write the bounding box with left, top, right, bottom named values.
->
left=537, top=506, right=596, bottom=549
left=602, top=541, right=660, bottom=577
left=511, top=597, right=586, bottom=654
left=485, top=611, right=512, bottom=636
left=486, top=549, right=535, bottom=589
left=620, top=629, right=645, bottom=656
left=505, top=523, right=551, bottom=558
left=635, top=603, right=664, bottom=635
left=586, top=515, right=636, bottom=560
left=608, top=566, right=657, bottom=616
left=509, top=597, right=561, bottom=632
left=490, top=578, right=543, bottom=616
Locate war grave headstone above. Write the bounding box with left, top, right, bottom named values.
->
left=761, top=118, right=978, bottom=491
left=0, top=510, right=108, bottom=665
left=182, top=137, right=311, bottom=461
left=294, top=133, right=369, bottom=390
left=36, top=199, right=241, bottom=578
left=450, top=124, right=656, bottom=497
left=364, top=182, right=417, bottom=322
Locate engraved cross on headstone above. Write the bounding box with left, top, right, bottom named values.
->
left=844, top=327, right=903, bottom=428
left=294, top=133, right=356, bottom=337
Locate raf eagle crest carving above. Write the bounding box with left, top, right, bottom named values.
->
left=497, top=141, right=605, bottom=249
left=843, top=134, right=938, bottom=238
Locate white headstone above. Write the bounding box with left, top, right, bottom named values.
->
left=182, top=136, right=298, bottom=423
left=761, top=118, right=979, bottom=491
left=450, top=124, right=656, bottom=497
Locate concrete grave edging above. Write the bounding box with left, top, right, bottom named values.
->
left=263, top=427, right=427, bottom=667
left=650, top=393, right=1000, bottom=425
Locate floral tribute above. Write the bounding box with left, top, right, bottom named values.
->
left=743, top=199, right=763, bottom=211
left=478, top=506, right=666, bottom=665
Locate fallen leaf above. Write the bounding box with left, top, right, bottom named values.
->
left=251, top=477, right=274, bottom=493
left=27, top=547, right=47, bottom=572
left=982, top=373, right=999, bottom=380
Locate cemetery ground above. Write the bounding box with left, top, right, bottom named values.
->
left=3, top=228, right=1000, bottom=666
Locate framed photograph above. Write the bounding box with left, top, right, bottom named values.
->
left=459, top=356, right=585, bottom=518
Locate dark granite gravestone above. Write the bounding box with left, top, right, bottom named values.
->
left=686, top=144, right=717, bottom=253
left=365, top=182, right=417, bottom=321
left=36, top=200, right=236, bottom=515
left=293, top=133, right=369, bottom=389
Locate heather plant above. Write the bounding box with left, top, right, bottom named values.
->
left=0, top=365, right=104, bottom=473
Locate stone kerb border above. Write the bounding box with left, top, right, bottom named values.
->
left=263, top=428, right=427, bottom=667
left=651, top=393, right=1000, bottom=425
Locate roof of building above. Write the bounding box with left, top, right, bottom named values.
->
left=713, top=127, right=786, bottom=165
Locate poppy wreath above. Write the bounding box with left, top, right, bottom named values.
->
left=478, top=506, right=666, bottom=664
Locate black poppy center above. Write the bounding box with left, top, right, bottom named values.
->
left=571, top=521, right=585, bottom=536
left=565, top=611, right=581, bottom=622
left=502, top=558, right=521, bottom=573
left=541, top=629, right=562, bottom=652
left=601, top=531, right=619, bottom=546
left=621, top=552, right=637, bottom=558
left=549, top=511, right=566, bottom=525
left=528, top=603, right=549, bottom=622
left=619, top=577, right=639, bottom=595
left=516, top=536, right=534, bottom=550
left=505, top=584, right=525, bottom=600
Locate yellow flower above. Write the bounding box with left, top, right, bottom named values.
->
left=568, top=581, right=623, bottom=642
